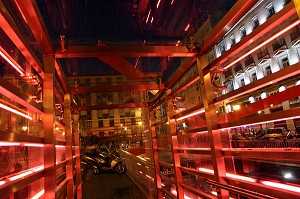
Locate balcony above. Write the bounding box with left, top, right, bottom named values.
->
left=234, top=63, right=243, bottom=74
left=244, top=56, right=255, bottom=67
left=290, top=26, right=300, bottom=44
left=272, top=38, right=287, bottom=52
left=257, top=48, right=270, bottom=61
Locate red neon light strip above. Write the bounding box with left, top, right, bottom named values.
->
left=0, top=142, right=20, bottom=146
left=156, top=0, right=162, bottom=9
left=0, top=141, right=44, bottom=147
left=9, top=171, right=33, bottom=181
left=226, top=173, right=256, bottom=182
left=261, top=181, right=300, bottom=193
left=31, top=189, right=45, bottom=199
left=221, top=115, right=300, bottom=131
left=223, top=20, right=300, bottom=70
left=146, top=9, right=151, bottom=23
left=198, top=167, right=300, bottom=193
left=0, top=48, right=25, bottom=75
left=176, top=109, right=205, bottom=121
left=184, top=23, right=190, bottom=31
left=0, top=103, right=32, bottom=120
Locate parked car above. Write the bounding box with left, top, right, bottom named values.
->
left=262, top=127, right=289, bottom=140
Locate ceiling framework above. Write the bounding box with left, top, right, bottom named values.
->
left=0, top=0, right=237, bottom=110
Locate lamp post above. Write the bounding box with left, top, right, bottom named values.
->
left=138, top=121, right=143, bottom=146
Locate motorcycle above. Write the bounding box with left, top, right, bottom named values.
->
left=81, top=147, right=126, bottom=175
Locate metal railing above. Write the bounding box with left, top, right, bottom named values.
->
left=120, top=150, right=157, bottom=199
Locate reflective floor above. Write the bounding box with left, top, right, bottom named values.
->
left=82, top=172, right=148, bottom=199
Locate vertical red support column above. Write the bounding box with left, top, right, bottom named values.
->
left=167, top=96, right=183, bottom=199
left=43, top=54, right=56, bottom=198
left=197, top=56, right=229, bottom=198
left=150, top=110, right=163, bottom=199
left=64, top=94, right=74, bottom=198
left=73, top=112, right=82, bottom=198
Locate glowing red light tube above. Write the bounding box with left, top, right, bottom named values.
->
left=261, top=181, right=300, bottom=193
left=0, top=103, right=32, bottom=120
left=31, top=189, right=45, bottom=199
left=0, top=46, right=25, bottom=75
left=176, top=109, right=205, bottom=121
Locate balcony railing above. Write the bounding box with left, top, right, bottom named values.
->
left=234, top=64, right=243, bottom=74
left=257, top=49, right=269, bottom=61
left=290, top=26, right=300, bottom=43
left=245, top=56, right=255, bottom=67
left=272, top=38, right=287, bottom=52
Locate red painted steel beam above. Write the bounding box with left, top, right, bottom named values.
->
left=0, top=78, right=43, bottom=114
left=219, top=107, right=300, bottom=130
left=97, top=56, right=150, bottom=79
left=14, top=0, right=52, bottom=54
left=215, top=61, right=300, bottom=105
left=55, top=46, right=198, bottom=58
left=218, top=84, right=300, bottom=123
left=204, top=2, right=296, bottom=73
left=0, top=1, right=44, bottom=78
left=55, top=60, right=69, bottom=93
left=71, top=83, right=164, bottom=94
left=77, top=102, right=148, bottom=111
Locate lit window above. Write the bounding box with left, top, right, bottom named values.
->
left=279, top=85, right=286, bottom=92
left=252, top=15, right=259, bottom=29
left=265, top=65, right=272, bottom=75
left=240, top=78, right=245, bottom=87
left=266, top=2, right=275, bottom=18
left=296, top=80, right=300, bottom=86
left=230, top=35, right=236, bottom=46
left=261, top=92, right=267, bottom=99
left=249, top=96, right=255, bottom=103
left=281, top=57, right=290, bottom=68
left=240, top=26, right=246, bottom=38
left=251, top=72, right=257, bottom=81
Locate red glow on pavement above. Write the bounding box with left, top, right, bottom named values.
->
left=0, top=103, right=32, bottom=120
left=176, top=109, right=205, bottom=121
left=261, top=181, right=300, bottom=193
left=223, top=20, right=300, bottom=70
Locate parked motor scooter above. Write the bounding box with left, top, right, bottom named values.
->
left=81, top=147, right=126, bottom=175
